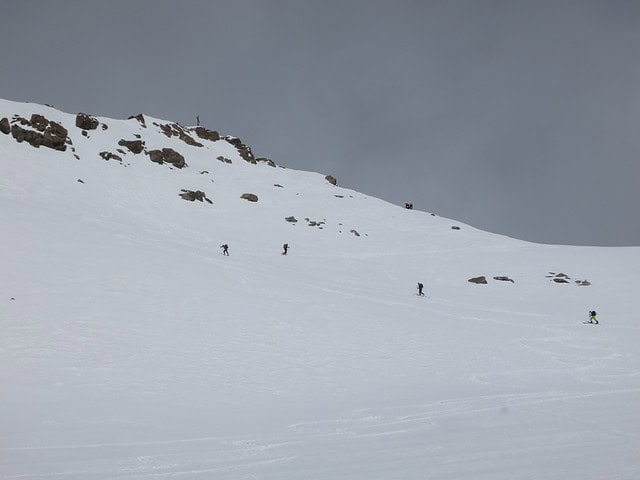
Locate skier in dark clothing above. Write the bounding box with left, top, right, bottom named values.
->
left=417, top=282, right=424, bottom=296
left=282, top=243, right=289, bottom=255
left=588, top=310, right=599, bottom=324
left=220, top=244, right=229, bottom=256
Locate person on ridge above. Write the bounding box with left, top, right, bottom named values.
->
left=220, top=244, right=229, bottom=256
left=282, top=243, right=289, bottom=255
left=417, top=282, right=425, bottom=296
left=588, top=310, right=599, bottom=324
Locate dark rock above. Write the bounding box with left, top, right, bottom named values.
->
left=118, top=139, right=145, bottom=154
left=148, top=148, right=186, bottom=168
left=240, top=193, right=259, bottom=202
left=77, top=179, right=84, bottom=184
left=194, top=126, right=220, bottom=142
left=256, top=157, right=276, bottom=167
left=217, top=156, right=232, bottom=164
left=334, top=195, right=344, bottom=198
left=81, top=130, right=88, bottom=137
left=159, top=123, right=203, bottom=147
left=99, top=151, right=123, bottom=162
left=285, top=216, right=298, bottom=223
left=575, top=280, right=591, bottom=286
left=350, top=229, right=360, bottom=237
left=101, top=123, right=108, bottom=130
left=128, top=113, right=147, bottom=127
left=493, top=276, right=515, bottom=283
left=225, top=136, right=255, bottom=162
left=42, top=122, right=68, bottom=151
left=0, top=117, right=9, bottom=134
left=451, top=226, right=461, bottom=230
left=179, top=189, right=209, bottom=202
left=468, top=276, right=488, bottom=284
left=274, top=184, right=283, bottom=188
left=30, top=114, right=49, bottom=131
left=325, top=175, right=337, bottom=185
left=75, top=113, right=99, bottom=130
left=553, top=278, right=570, bottom=284
left=11, top=124, right=43, bottom=147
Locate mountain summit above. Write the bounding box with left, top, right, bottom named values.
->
left=2, top=98, right=639, bottom=479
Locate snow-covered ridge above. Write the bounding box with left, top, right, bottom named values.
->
left=2, top=98, right=640, bottom=479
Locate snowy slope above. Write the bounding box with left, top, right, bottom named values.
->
left=1, top=99, right=639, bottom=479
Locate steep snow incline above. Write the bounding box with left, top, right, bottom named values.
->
left=1, top=100, right=640, bottom=479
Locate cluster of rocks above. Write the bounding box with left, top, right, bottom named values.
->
left=194, top=126, right=220, bottom=142
left=2, top=114, right=70, bottom=151
left=305, top=218, right=326, bottom=229
left=118, top=139, right=145, bottom=154
left=468, top=276, right=515, bottom=284
left=75, top=113, right=102, bottom=131
left=156, top=122, right=203, bottom=147
left=148, top=148, right=186, bottom=169
left=468, top=272, right=591, bottom=286
left=546, top=272, right=591, bottom=286
left=179, top=189, right=212, bottom=204
left=217, top=155, right=232, bottom=164
left=99, top=151, right=123, bottom=162
left=325, top=175, right=337, bottom=186
left=225, top=136, right=255, bottom=163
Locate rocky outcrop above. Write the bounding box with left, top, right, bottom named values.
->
left=225, top=136, right=255, bottom=163
left=128, top=113, right=147, bottom=127
left=75, top=113, right=99, bottom=130
left=468, top=276, right=488, bottom=284
left=118, top=139, right=145, bottom=154
left=0, top=117, right=11, bottom=134
left=179, top=189, right=212, bottom=204
left=156, top=122, right=203, bottom=147
left=217, top=156, right=232, bottom=164
left=11, top=120, right=68, bottom=151
left=99, top=151, right=123, bottom=162
left=240, top=193, right=258, bottom=202
left=42, top=122, right=68, bottom=150
left=325, top=175, right=337, bottom=185
left=11, top=124, right=43, bottom=147
left=30, top=114, right=49, bottom=131
left=148, top=148, right=186, bottom=168
left=194, top=126, right=220, bottom=142
left=256, top=157, right=276, bottom=167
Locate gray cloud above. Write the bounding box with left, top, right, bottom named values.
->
left=2, top=0, right=639, bottom=245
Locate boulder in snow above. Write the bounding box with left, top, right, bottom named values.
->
left=468, top=276, right=488, bottom=284
left=75, top=113, right=99, bottom=130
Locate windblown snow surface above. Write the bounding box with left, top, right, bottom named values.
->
left=1, top=99, right=639, bottom=479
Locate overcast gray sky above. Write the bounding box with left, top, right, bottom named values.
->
left=2, top=0, right=639, bottom=245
